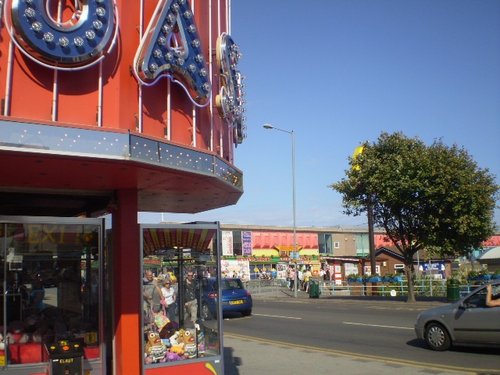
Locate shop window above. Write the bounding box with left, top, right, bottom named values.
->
left=0, top=220, right=102, bottom=368
left=141, top=224, right=221, bottom=367
left=232, top=231, right=242, bottom=256
left=318, top=233, right=332, bottom=254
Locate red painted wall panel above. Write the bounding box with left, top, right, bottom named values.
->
left=0, top=0, right=236, bottom=161
left=252, top=231, right=319, bottom=249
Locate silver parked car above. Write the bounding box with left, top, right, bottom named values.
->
left=415, top=280, right=500, bottom=351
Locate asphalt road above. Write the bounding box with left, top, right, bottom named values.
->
left=222, top=297, right=500, bottom=374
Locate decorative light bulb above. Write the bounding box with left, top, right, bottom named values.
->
left=153, top=49, right=162, bottom=58
left=74, top=36, right=84, bottom=47
left=24, top=7, right=36, bottom=18
left=96, top=7, right=106, bottom=17
left=191, top=39, right=200, bottom=48
left=43, top=32, right=54, bottom=42
left=93, top=20, right=103, bottom=30
left=85, top=30, right=96, bottom=40
left=31, top=21, right=42, bottom=32
left=58, top=36, right=69, bottom=47
left=157, top=36, right=167, bottom=46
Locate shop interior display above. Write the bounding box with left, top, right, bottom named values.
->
left=142, top=226, right=221, bottom=366
left=0, top=223, right=101, bottom=366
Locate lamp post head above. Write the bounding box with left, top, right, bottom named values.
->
left=263, top=123, right=293, bottom=135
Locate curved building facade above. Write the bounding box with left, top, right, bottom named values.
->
left=0, top=1, right=244, bottom=374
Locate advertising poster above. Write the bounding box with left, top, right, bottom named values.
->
left=221, top=259, right=250, bottom=281
left=222, top=231, right=234, bottom=256
left=241, top=231, right=253, bottom=256
left=277, top=263, right=288, bottom=280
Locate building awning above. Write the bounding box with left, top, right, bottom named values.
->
left=274, top=245, right=303, bottom=252
left=479, top=246, right=500, bottom=260
left=143, top=228, right=216, bottom=256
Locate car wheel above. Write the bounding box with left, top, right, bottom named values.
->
left=201, top=303, right=214, bottom=320
left=424, top=322, right=451, bottom=351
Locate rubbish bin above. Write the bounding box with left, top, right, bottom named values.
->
left=45, top=340, right=84, bottom=375
left=446, top=279, right=460, bottom=302
left=309, top=280, right=320, bottom=298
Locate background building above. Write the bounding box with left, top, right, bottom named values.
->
left=220, top=224, right=500, bottom=282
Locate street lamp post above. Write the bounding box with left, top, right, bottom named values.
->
left=263, top=124, right=298, bottom=298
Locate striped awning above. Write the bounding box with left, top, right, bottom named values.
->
left=143, top=228, right=216, bottom=256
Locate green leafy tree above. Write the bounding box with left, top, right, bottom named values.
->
left=331, top=132, right=499, bottom=302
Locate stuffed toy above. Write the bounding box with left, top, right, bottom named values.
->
left=145, top=331, right=166, bottom=363
left=159, top=321, right=178, bottom=341
left=178, top=329, right=193, bottom=344
left=154, top=311, right=169, bottom=331
left=167, top=330, right=185, bottom=356
left=7, top=321, right=29, bottom=344
left=168, top=343, right=184, bottom=356
left=0, top=328, right=4, bottom=351
left=169, top=331, right=180, bottom=346
left=166, top=351, right=182, bottom=361
left=179, top=329, right=196, bottom=358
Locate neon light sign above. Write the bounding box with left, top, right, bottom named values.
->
left=133, top=0, right=211, bottom=107
left=216, top=33, right=246, bottom=144
left=8, top=0, right=118, bottom=68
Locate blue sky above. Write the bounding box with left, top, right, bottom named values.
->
left=140, top=0, right=500, bottom=228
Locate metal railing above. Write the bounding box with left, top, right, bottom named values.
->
left=245, top=278, right=486, bottom=299
left=244, top=279, right=288, bottom=298
left=319, top=279, right=486, bottom=298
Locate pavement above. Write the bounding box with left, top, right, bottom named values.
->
left=222, top=290, right=496, bottom=375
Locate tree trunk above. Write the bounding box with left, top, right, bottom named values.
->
left=405, top=262, right=416, bottom=303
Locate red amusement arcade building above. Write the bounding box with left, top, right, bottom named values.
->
left=0, top=0, right=244, bottom=374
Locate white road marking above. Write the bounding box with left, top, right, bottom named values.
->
left=253, top=313, right=302, bottom=320
left=343, top=321, right=413, bottom=330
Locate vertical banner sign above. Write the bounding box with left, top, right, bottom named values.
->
left=241, top=231, right=252, bottom=256
left=221, top=230, right=234, bottom=256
